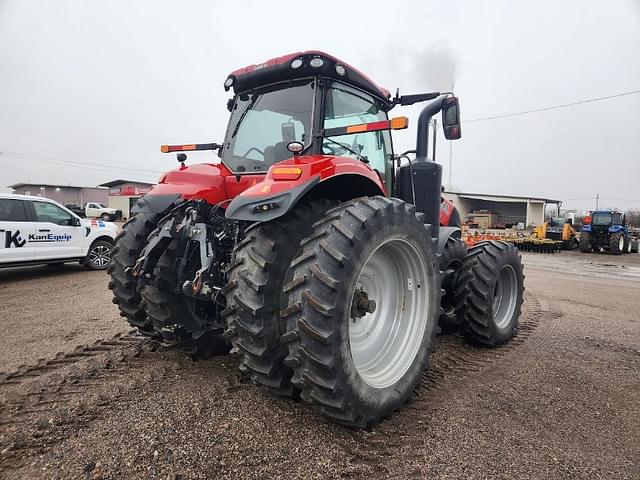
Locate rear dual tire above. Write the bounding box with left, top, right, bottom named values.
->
left=438, top=237, right=467, bottom=334
left=579, top=232, right=592, bottom=253
left=141, top=239, right=230, bottom=358
left=609, top=232, right=624, bottom=255
left=455, top=241, right=524, bottom=347
left=108, top=201, right=165, bottom=335
left=282, top=197, right=440, bottom=427
left=223, top=199, right=335, bottom=396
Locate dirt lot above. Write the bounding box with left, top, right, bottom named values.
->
left=0, top=251, right=639, bottom=479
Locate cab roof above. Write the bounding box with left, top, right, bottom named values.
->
left=225, top=50, right=391, bottom=104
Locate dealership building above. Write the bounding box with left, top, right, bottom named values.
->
left=8, top=183, right=108, bottom=206
left=8, top=179, right=155, bottom=220
left=99, top=179, right=155, bottom=220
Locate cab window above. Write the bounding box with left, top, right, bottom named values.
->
left=0, top=199, right=29, bottom=222
left=323, top=83, right=392, bottom=173
left=223, top=80, right=315, bottom=173
left=33, top=201, right=75, bottom=226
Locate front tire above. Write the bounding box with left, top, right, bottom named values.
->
left=84, top=239, right=113, bottom=270
left=455, top=241, right=524, bottom=347
left=282, top=197, right=440, bottom=427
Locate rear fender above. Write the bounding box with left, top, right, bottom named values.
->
left=608, top=225, right=624, bottom=234
left=581, top=224, right=592, bottom=233
left=440, top=197, right=461, bottom=227
left=437, top=226, right=462, bottom=254
left=132, top=193, right=183, bottom=216
left=225, top=155, right=386, bottom=222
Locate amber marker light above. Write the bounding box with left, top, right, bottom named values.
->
left=271, top=166, right=303, bottom=181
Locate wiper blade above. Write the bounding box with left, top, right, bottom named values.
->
left=231, top=95, right=258, bottom=139
left=324, top=137, right=369, bottom=164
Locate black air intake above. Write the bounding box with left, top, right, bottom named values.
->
left=396, top=161, right=442, bottom=238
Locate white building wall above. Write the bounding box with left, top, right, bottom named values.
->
left=108, top=196, right=131, bottom=218
left=445, top=192, right=551, bottom=227
left=526, top=201, right=545, bottom=227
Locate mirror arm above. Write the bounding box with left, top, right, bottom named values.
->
left=390, top=91, right=441, bottom=108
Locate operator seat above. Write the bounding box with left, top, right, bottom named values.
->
left=263, top=141, right=292, bottom=167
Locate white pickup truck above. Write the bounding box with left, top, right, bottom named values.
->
left=84, top=202, right=122, bottom=221
left=0, top=194, right=118, bottom=270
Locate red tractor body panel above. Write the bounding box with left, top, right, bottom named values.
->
left=151, top=162, right=265, bottom=206
left=235, top=155, right=387, bottom=198
left=440, top=196, right=456, bottom=226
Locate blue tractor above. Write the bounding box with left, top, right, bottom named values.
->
left=580, top=210, right=632, bottom=254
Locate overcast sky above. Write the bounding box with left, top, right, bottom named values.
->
left=1, top=0, right=639, bottom=211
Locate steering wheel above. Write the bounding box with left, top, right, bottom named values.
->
left=322, top=141, right=351, bottom=156
left=239, top=147, right=264, bottom=160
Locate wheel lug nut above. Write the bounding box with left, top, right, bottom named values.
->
left=358, top=298, right=376, bottom=314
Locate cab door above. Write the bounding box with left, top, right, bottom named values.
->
left=0, top=198, right=35, bottom=264
left=29, top=200, right=84, bottom=260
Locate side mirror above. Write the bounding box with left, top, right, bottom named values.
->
left=442, top=97, right=462, bottom=140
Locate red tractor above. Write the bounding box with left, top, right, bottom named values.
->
left=109, top=51, right=524, bottom=427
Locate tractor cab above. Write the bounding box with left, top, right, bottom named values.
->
left=221, top=51, right=398, bottom=184
left=215, top=51, right=462, bottom=231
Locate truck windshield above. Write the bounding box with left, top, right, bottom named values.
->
left=222, top=80, right=315, bottom=173
left=592, top=213, right=612, bottom=225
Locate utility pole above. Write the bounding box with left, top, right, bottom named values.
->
left=596, top=193, right=599, bottom=210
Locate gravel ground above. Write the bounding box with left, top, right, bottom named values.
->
left=0, top=251, right=638, bottom=479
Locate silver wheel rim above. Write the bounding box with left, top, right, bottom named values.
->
left=348, top=236, right=429, bottom=389
left=89, top=245, right=111, bottom=267
left=619, top=236, right=624, bottom=251
left=492, top=265, right=518, bottom=329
